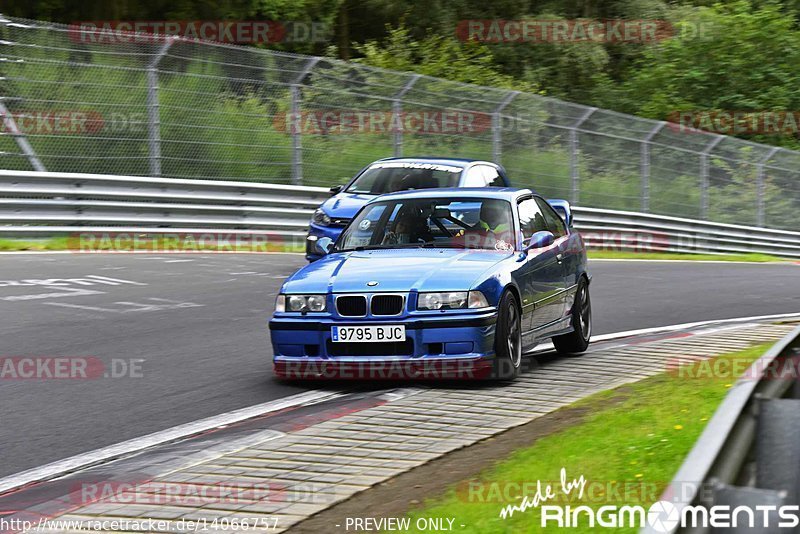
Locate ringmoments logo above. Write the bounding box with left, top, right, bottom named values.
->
left=497, top=468, right=800, bottom=530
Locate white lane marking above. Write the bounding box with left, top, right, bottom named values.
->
left=43, top=302, right=117, bottom=313
left=589, top=312, right=800, bottom=343
left=0, top=390, right=345, bottom=496
left=0, top=276, right=142, bottom=288
left=85, top=275, right=146, bottom=286
left=46, top=299, right=204, bottom=314
left=524, top=313, right=800, bottom=355
left=164, top=259, right=194, bottom=263
left=0, top=287, right=105, bottom=302
left=589, top=258, right=797, bottom=265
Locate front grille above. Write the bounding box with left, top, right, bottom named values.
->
left=371, top=295, right=404, bottom=316
left=327, top=339, right=414, bottom=357
left=336, top=295, right=367, bottom=317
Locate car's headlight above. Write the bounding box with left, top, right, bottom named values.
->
left=417, top=291, right=489, bottom=310
left=281, top=294, right=327, bottom=312
left=312, top=208, right=331, bottom=226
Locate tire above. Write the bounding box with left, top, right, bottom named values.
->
left=553, top=277, right=591, bottom=354
left=492, top=291, right=523, bottom=381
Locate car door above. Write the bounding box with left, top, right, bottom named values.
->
left=515, top=197, right=568, bottom=340
left=534, top=197, right=571, bottom=323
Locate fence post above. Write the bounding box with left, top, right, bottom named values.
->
left=491, top=91, right=519, bottom=164
left=569, top=107, right=597, bottom=205
left=0, top=100, right=46, bottom=171
left=392, top=75, right=420, bottom=157
left=290, top=58, right=321, bottom=185
left=640, top=122, right=664, bottom=213
left=146, top=40, right=173, bottom=178
left=699, top=135, right=724, bottom=220
left=757, top=147, right=780, bottom=227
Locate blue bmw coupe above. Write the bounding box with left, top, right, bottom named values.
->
left=269, top=188, right=591, bottom=381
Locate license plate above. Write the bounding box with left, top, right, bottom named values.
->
left=331, top=325, right=406, bottom=343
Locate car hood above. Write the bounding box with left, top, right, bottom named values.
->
left=320, top=193, right=374, bottom=220
left=282, top=248, right=511, bottom=294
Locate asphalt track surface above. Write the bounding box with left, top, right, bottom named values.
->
left=0, top=253, right=797, bottom=478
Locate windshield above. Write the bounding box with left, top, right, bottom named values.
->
left=335, top=197, right=516, bottom=252
left=346, top=162, right=462, bottom=194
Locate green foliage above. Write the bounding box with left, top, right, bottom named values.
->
left=618, top=1, right=800, bottom=149
left=353, top=25, right=535, bottom=91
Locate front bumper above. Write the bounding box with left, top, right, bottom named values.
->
left=305, top=223, right=345, bottom=261
left=269, top=312, right=498, bottom=380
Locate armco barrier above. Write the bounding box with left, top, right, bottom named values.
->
left=1, top=170, right=799, bottom=258
left=640, top=325, right=800, bottom=534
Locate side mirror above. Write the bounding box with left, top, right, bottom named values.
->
left=316, top=236, right=334, bottom=255
left=329, top=185, right=344, bottom=195
left=547, top=199, right=572, bottom=227
left=523, top=231, right=555, bottom=252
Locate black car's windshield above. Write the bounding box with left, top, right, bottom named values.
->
left=335, top=197, right=516, bottom=252
left=346, top=162, right=461, bottom=194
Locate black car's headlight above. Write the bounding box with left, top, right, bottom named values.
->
left=276, top=294, right=327, bottom=312
left=417, top=291, right=489, bottom=310
left=312, top=208, right=331, bottom=226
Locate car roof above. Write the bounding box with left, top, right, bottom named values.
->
left=373, top=157, right=499, bottom=169
left=368, top=187, right=533, bottom=202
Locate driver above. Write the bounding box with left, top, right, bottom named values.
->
left=477, top=200, right=511, bottom=234
left=455, top=200, right=513, bottom=249
left=382, top=207, right=433, bottom=245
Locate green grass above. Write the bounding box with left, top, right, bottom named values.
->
left=0, top=236, right=304, bottom=253
left=400, top=343, right=771, bottom=533
left=0, top=237, right=71, bottom=251
left=587, top=250, right=786, bottom=262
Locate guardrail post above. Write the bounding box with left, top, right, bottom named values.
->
left=392, top=75, right=420, bottom=158
left=700, top=135, right=724, bottom=220
left=640, top=122, right=664, bottom=213
left=756, top=147, right=780, bottom=227
left=290, top=58, right=320, bottom=186
left=569, top=107, right=597, bottom=205
left=147, top=40, right=173, bottom=178
left=0, top=99, right=46, bottom=171
left=491, top=91, right=519, bottom=164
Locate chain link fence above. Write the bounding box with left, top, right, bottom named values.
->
left=0, top=15, right=798, bottom=230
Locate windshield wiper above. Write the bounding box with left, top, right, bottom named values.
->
left=419, top=241, right=464, bottom=249
left=350, top=243, right=424, bottom=251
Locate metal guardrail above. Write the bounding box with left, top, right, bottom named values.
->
left=1, top=169, right=800, bottom=258
left=641, top=324, right=800, bottom=534
left=1, top=15, right=800, bottom=232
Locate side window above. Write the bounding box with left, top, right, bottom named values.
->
left=517, top=198, right=549, bottom=239
left=462, top=166, right=486, bottom=187
left=481, top=166, right=505, bottom=187
left=535, top=198, right=567, bottom=238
